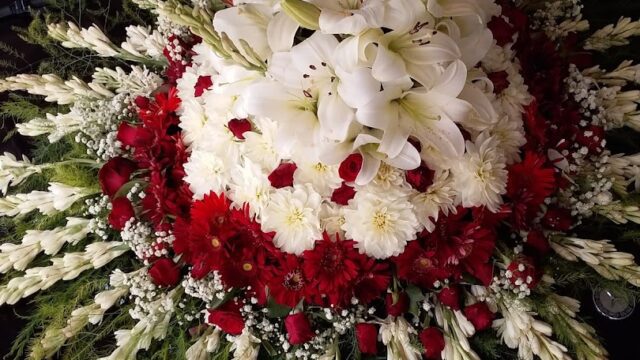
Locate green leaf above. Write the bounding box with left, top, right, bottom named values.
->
left=266, top=297, right=292, bottom=318
left=406, top=284, right=425, bottom=317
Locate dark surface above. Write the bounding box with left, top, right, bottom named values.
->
left=1, top=1, right=640, bottom=360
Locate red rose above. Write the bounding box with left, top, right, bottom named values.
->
left=207, top=301, right=245, bottom=335
left=268, top=163, right=297, bottom=188
left=419, top=327, right=445, bottom=359
left=108, top=197, right=135, bottom=230
left=98, top=157, right=137, bottom=197
left=331, top=182, right=356, bottom=205
left=507, top=256, right=541, bottom=289
left=525, top=230, right=550, bottom=254
left=463, top=302, right=494, bottom=331
left=227, top=118, right=252, bottom=140
left=437, top=286, right=460, bottom=310
left=385, top=292, right=409, bottom=317
left=338, top=153, right=363, bottom=182
left=542, top=207, right=574, bottom=231
left=355, top=323, right=378, bottom=355
left=405, top=162, right=434, bottom=192
left=117, top=122, right=152, bottom=148
left=148, top=258, right=181, bottom=287
left=284, top=313, right=315, bottom=345
left=194, top=75, right=213, bottom=97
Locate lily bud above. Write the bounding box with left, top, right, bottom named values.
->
left=281, top=0, right=321, bottom=31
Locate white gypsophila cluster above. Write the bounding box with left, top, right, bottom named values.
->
left=98, top=288, right=180, bottom=360
left=175, top=0, right=531, bottom=260
left=494, top=296, right=570, bottom=360
left=584, top=17, right=640, bottom=52
left=551, top=236, right=640, bottom=286
left=0, top=73, right=112, bottom=105
left=0, top=182, right=94, bottom=217
left=182, top=272, right=228, bottom=305
left=122, top=269, right=177, bottom=321
left=92, top=66, right=164, bottom=95
left=0, top=242, right=127, bottom=305
left=435, top=305, right=479, bottom=360
left=85, top=195, right=112, bottom=239
left=0, top=217, right=90, bottom=273
left=567, top=64, right=640, bottom=131
left=123, top=220, right=169, bottom=259
left=73, top=93, right=136, bottom=160
left=0, top=152, right=46, bottom=194
left=532, top=0, right=589, bottom=40
left=37, top=286, right=129, bottom=359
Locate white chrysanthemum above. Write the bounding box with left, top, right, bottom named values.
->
left=491, top=115, right=526, bottom=165
left=176, top=66, right=200, bottom=106
left=178, top=98, right=209, bottom=147
left=184, top=150, right=230, bottom=199
left=453, top=132, right=507, bottom=212
left=228, top=158, right=271, bottom=219
left=293, top=158, right=342, bottom=197
left=342, top=190, right=419, bottom=259
left=366, top=163, right=409, bottom=191
left=261, top=184, right=322, bottom=255
left=243, top=117, right=282, bottom=170
left=497, top=69, right=532, bottom=122
left=411, top=170, right=458, bottom=232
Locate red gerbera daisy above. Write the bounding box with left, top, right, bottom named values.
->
left=302, top=233, right=365, bottom=306
left=353, top=258, right=391, bottom=304
left=507, top=151, right=556, bottom=228
left=392, top=239, right=453, bottom=289
left=266, top=254, right=310, bottom=308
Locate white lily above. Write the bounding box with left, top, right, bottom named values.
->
left=371, top=1, right=462, bottom=87
left=245, top=32, right=356, bottom=155
left=355, top=60, right=470, bottom=167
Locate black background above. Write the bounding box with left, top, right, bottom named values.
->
left=1, top=0, right=640, bottom=359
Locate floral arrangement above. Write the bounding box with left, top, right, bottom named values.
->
left=2, top=0, right=640, bottom=359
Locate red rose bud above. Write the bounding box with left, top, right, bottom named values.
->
left=268, top=163, right=297, bottom=188
left=437, top=286, right=460, bottom=310
left=507, top=256, right=541, bottom=289
left=117, top=122, right=152, bottom=148
left=542, top=207, right=574, bottom=231
left=338, top=153, right=363, bottom=182
left=385, top=292, right=409, bottom=317
left=525, top=230, right=550, bottom=254
left=463, top=302, right=494, bottom=331
left=108, top=197, right=135, bottom=230
left=355, top=323, right=378, bottom=355
left=148, top=258, right=181, bottom=287
left=194, top=75, right=213, bottom=97
left=134, top=95, right=150, bottom=110
left=405, top=162, right=434, bottom=192
left=227, top=118, right=252, bottom=140
left=331, top=182, right=356, bottom=205
left=207, top=301, right=245, bottom=335
left=284, top=313, right=315, bottom=345
left=98, top=157, right=137, bottom=197
left=419, top=327, right=445, bottom=359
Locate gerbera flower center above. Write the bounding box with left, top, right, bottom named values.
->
left=210, top=236, right=221, bottom=248
left=413, top=256, right=433, bottom=273
left=320, top=248, right=342, bottom=270
left=283, top=270, right=305, bottom=291
left=242, top=263, right=253, bottom=272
